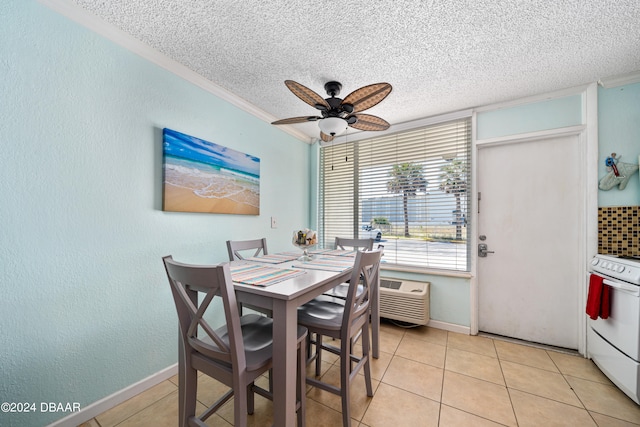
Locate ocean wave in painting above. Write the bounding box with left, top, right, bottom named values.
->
left=164, top=157, right=259, bottom=208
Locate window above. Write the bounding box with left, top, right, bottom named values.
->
left=319, top=117, right=471, bottom=271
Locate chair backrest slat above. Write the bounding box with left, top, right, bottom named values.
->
left=226, top=238, right=268, bottom=261
left=334, top=237, right=374, bottom=251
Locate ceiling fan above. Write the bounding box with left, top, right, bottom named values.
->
left=271, top=80, right=393, bottom=142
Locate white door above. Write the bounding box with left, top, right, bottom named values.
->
left=477, top=135, right=582, bottom=349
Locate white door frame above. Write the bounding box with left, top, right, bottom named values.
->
left=470, top=84, right=599, bottom=356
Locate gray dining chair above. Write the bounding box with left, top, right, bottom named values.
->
left=226, top=238, right=273, bottom=316
left=322, top=237, right=374, bottom=300
left=162, top=255, right=307, bottom=427
left=334, top=237, right=374, bottom=252
left=226, top=237, right=269, bottom=261
left=298, top=249, right=383, bottom=427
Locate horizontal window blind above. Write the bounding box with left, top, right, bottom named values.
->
left=319, top=117, right=471, bottom=271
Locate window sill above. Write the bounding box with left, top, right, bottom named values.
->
left=381, top=264, right=472, bottom=279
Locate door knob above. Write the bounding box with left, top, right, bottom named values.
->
left=478, top=243, right=495, bottom=257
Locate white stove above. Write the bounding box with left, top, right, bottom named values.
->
left=591, top=254, right=640, bottom=285
left=588, top=254, right=640, bottom=404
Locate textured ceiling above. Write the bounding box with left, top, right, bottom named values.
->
left=68, top=0, right=640, bottom=143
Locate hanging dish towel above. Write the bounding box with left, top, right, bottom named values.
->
left=586, top=273, right=611, bottom=320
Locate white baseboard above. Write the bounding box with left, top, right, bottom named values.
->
left=46, top=364, right=178, bottom=427
left=427, top=319, right=471, bottom=335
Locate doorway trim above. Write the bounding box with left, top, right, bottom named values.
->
left=470, top=83, right=598, bottom=356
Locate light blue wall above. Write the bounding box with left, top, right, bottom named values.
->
left=597, top=83, right=640, bottom=207
left=0, top=2, right=310, bottom=426
left=476, top=95, right=583, bottom=140
left=380, top=270, right=470, bottom=326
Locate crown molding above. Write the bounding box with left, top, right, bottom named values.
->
left=39, top=0, right=313, bottom=144
left=598, top=70, right=640, bottom=88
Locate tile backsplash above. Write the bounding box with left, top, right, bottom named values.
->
left=598, top=206, right=640, bottom=257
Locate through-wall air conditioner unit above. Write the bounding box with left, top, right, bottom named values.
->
left=379, top=278, right=430, bottom=325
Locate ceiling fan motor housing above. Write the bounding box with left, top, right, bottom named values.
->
left=324, top=81, right=342, bottom=97
left=321, top=81, right=355, bottom=120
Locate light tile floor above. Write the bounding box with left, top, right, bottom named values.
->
left=80, top=322, right=640, bottom=426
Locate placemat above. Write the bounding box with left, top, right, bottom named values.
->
left=308, top=248, right=334, bottom=255
left=245, top=253, right=299, bottom=264
left=292, top=256, right=354, bottom=272
left=230, top=264, right=306, bottom=286
left=322, top=249, right=356, bottom=257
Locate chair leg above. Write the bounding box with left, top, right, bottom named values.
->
left=180, top=363, right=198, bottom=427
left=305, top=333, right=312, bottom=364
left=349, top=337, right=354, bottom=373
left=233, top=379, right=248, bottom=426
left=362, top=323, right=373, bottom=397
left=340, top=338, right=352, bottom=427
left=247, top=383, right=255, bottom=415
left=315, top=334, right=323, bottom=377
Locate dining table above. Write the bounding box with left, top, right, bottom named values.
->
left=229, top=250, right=381, bottom=427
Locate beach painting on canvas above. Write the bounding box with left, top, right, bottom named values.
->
left=162, top=128, right=260, bottom=214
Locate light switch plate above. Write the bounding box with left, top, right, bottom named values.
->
left=271, top=216, right=277, bottom=229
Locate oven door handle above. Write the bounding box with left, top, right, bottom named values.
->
left=602, top=278, right=640, bottom=293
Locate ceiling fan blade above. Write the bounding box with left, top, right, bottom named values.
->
left=285, top=80, right=330, bottom=110
left=271, top=116, right=320, bottom=125
left=349, top=114, right=391, bottom=131
left=320, top=132, right=335, bottom=142
left=342, top=83, right=392, bottom=113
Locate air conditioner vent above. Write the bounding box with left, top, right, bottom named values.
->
left=380, top=279, right=402, bottom=289
left=379, top=278, right=430, bottom=325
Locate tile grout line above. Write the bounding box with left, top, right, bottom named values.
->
left=491, top=337, right=520, bottom=427
left=437, top=332, right=449, bottom=426
left=107, top=382, right=178, bottom=427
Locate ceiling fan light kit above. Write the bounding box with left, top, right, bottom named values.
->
left=271, top=80, right=392, bottom=142
left=318, top=116, right=348, bottom=137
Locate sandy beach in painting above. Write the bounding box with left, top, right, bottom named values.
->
left=163, top=181, right=259, bottom=215
left=163, top=149, right=260, bottom=215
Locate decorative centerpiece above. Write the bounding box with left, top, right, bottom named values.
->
left=292, top=229, right=317, bottom=261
